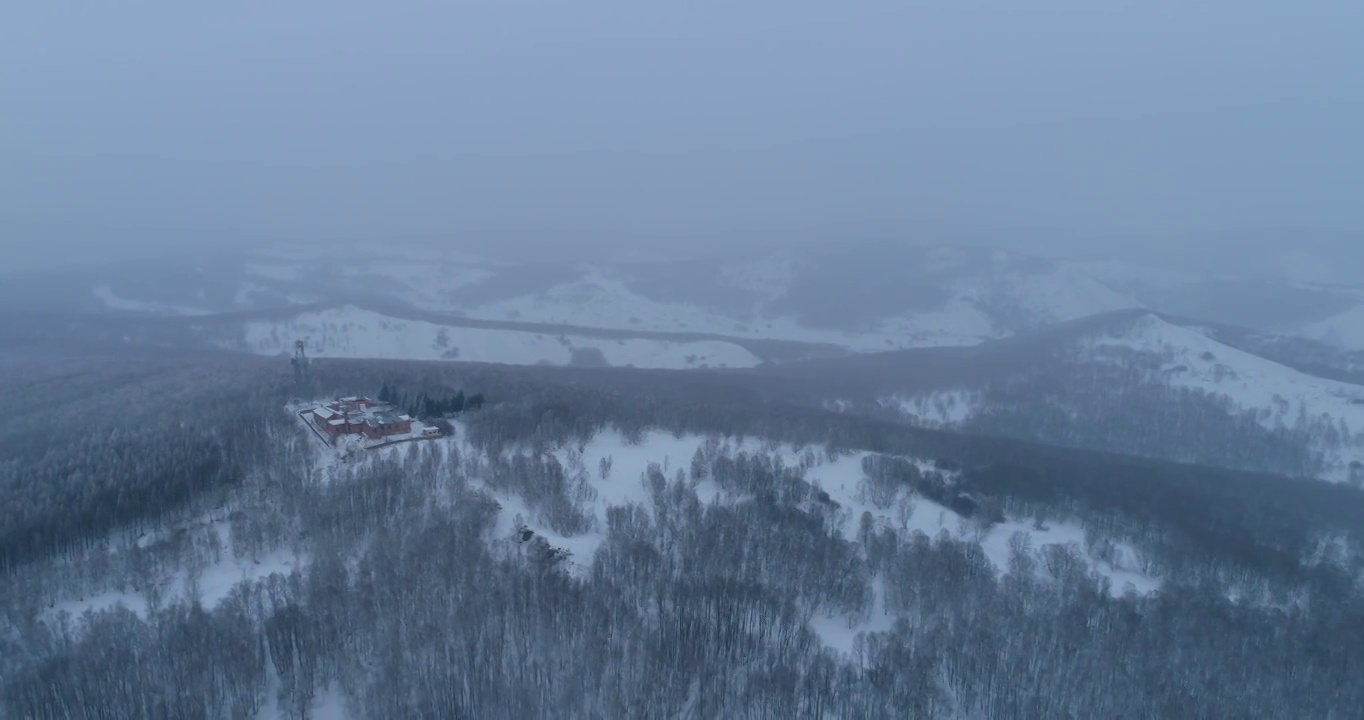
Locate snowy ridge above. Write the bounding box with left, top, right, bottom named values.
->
left=462, top=256, right=1139, bottom=351
left=235, top=306, right=763, bottom=369
left=60, top=243, right=1364, bottom=359
left=1089, top=314, right=1364, bottom=481
left=971, top=263, right=1138, bottom=328
left=872, top=313, right=1364, bottom=483
left=468, top=267, right=772, bottom=338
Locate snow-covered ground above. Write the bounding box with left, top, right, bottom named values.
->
left=45, top=518, right=303, bottom=627
left=256, top=681, right=349, bottom=720
left=883, top=390, right=983, bottom=428
left=1090, top=314, right=1364, bottom=481
left=433, top=425, right=1162, bottom=658
left=236, top=306, right=763, bottom=369
left=41, top=414, right=1162, bottom=704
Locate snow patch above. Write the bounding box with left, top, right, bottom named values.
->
left=808, top=576, right=896, bottom=659
left=46, top=520, right=303, bottom=629
left=884, top=390, right=981, bottom=428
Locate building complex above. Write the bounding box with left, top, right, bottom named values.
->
left=311, top=396, right=414, bottom=441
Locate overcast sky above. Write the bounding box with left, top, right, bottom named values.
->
left=4, top=1, right=1362, bottom=271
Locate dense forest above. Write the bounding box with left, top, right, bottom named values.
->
left=964, top=343, right=1335, bottom=479
left=2, top=349, right=1362, bottom=718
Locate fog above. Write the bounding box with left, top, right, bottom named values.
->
left=4, top=1, right=1362, bottom=272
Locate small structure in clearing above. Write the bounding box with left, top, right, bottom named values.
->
left=310, top=396, right=419, bottom=442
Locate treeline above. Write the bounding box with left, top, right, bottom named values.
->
left=377, top=381, right=484, bottom=419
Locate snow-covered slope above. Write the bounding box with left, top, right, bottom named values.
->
left=233, top=306, right=763, bottom=369
left=45, top=509, right=303, bottom=625
left=462, top=247, right=1139, bottom=350
left=45, top=417, right=1162, bottom=686
left=876, top=313, right=1364, bottom=483
left=1089, top=315, right=1364, bottom=480
left=464, top=427, right=1160, bottom=654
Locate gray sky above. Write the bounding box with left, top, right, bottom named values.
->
left=4, top=1, right=1363, bottom=271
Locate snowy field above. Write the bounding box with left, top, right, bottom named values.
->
left=45, top=514, right=303, bottom=627
left=238, top=306, right=763, bottom=369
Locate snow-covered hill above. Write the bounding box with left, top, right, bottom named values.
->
left=230, top=306, right=763, bottom=370
left=67, top=243, right=1145, bottom=353
left=1090, top=315, right=1364, bottom=480
left=19, top=240, right=1364, bottom=364
left=880, top=313, right=1364, bottom=484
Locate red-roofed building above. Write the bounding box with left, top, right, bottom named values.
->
left=312, top=397, right=412, bottom=441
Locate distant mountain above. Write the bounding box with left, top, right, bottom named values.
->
left=6, top=240, right=1364, bottom=367
left=1, top=242, right=1139, bottom=352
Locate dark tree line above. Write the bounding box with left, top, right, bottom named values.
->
left=377, top=381, right=484, bottom=419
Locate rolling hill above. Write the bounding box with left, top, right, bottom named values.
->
left=766, top=312, right=1364, bottom=484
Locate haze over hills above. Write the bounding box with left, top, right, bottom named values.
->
left=8, top=240, right=1364, bottom=487
left=8, top=241, right=1364, bottom=487
left=8, top=241, right=1364, bottom=362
